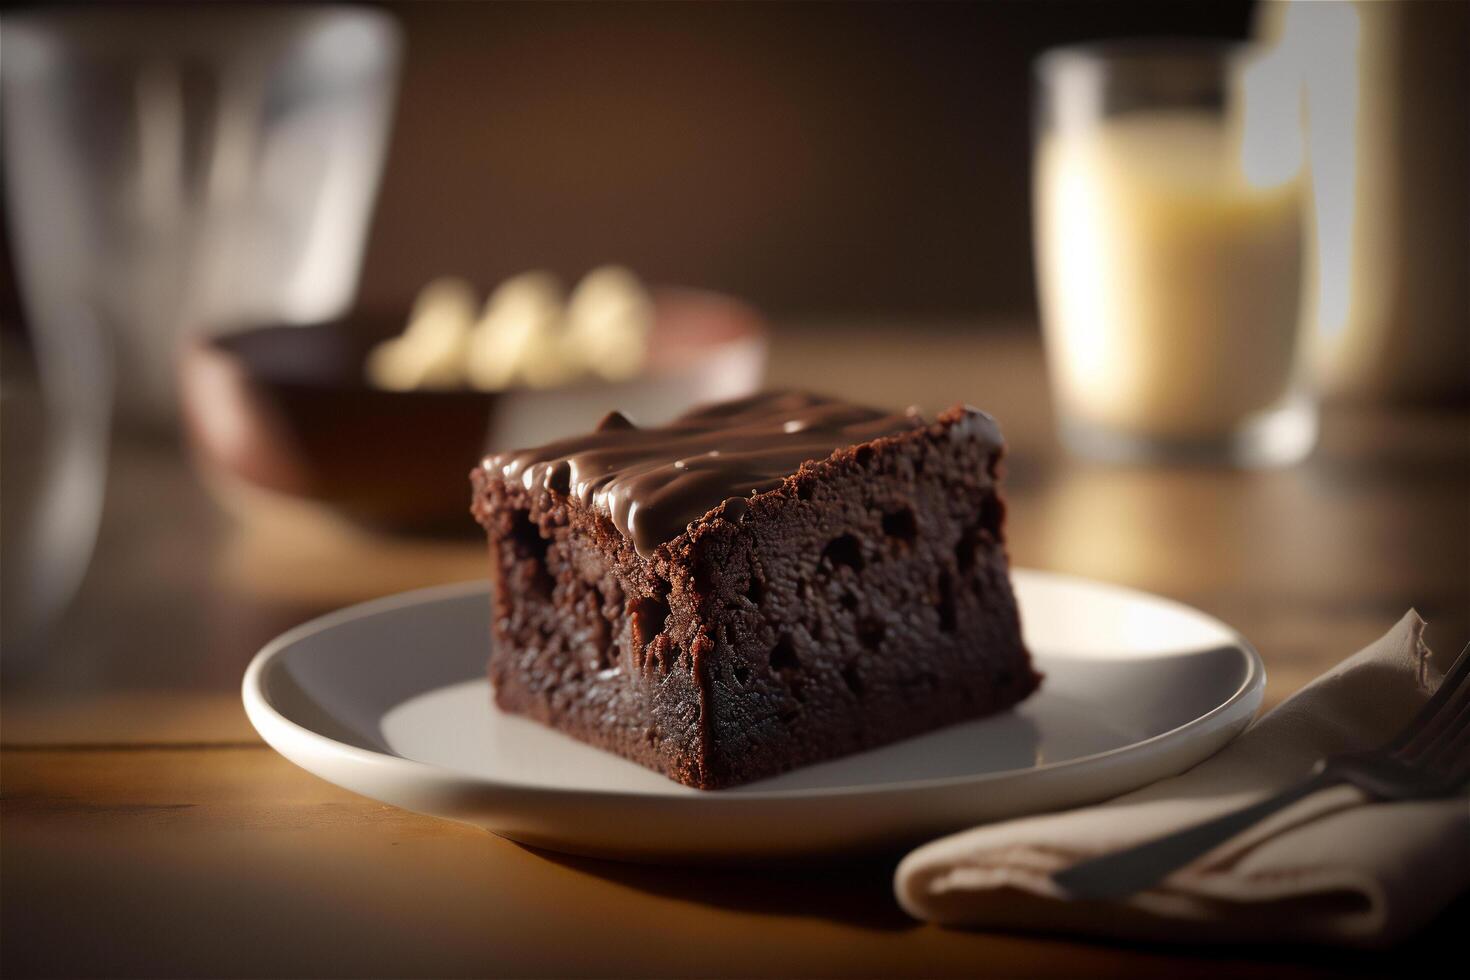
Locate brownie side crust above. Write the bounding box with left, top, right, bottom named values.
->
left=471, top=397, right=1039, bottom=789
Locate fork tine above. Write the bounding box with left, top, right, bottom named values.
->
left=1392, top=642, right=1470, bottom=755
left=1419, top=696, right=1470, bottom=772
left=1402, top=659, right=1470, bottom=761
left=1443, top=724, right=1470, bottom=787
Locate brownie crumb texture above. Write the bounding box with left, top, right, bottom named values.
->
left=471, top=394, right=1039, bottom=789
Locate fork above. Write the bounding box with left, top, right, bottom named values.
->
left=1053, top=642, right=1470, bottom=901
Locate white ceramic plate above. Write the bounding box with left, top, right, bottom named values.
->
left=243, top=569, right=1263, bottom=861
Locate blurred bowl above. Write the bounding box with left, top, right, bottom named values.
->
left=179, top=288, right=768, bottom=534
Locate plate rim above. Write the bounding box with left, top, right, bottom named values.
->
left=242, top=568, right=1265, bottom=803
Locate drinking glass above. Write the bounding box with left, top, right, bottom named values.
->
left=0, top=5, right=399, bottom=657
left=3, top=3, right=401, bottom=425
left=1033, top=41, right=1316, bottom=467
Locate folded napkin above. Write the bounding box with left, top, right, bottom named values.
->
left=896, top=611, right=1469, bottom=947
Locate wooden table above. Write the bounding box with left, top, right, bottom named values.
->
left=4, top=324, right=1467, bottom=977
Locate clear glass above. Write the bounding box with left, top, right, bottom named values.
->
left=0, top=5, right=399, bottom=657
left=1033, top=41, right=1317, bottom=467
left=2, top=4, right=401, bottom=426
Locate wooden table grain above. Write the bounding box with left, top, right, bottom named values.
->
left=4, top=324, right=1467, bottom=977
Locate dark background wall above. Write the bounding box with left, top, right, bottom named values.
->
left=358, top=0, right=1253, bottom=319
left=1, top=1, right=1255, bottom=331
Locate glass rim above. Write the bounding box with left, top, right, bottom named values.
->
left=1035, top=37, right=1260, bottom=80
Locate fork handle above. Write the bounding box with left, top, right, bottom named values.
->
left=1051, top=768, right=1338, bottom=901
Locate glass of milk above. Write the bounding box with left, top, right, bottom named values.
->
left=1033, top=41, right=1316, bottom=467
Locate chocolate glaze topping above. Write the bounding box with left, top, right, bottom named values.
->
left=484, top=391, right=1002, bottom=557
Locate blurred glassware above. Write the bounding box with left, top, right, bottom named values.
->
left=1255, top=1, right=1469, bottom=403
left=0, top=4, right=399, bottom=658
left=2, top=3, right=401, bottom=427
left=1033, top=41, right=1315, bottom=467
left=0, top=311, right=111, bottom=664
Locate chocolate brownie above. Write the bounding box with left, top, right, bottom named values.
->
left=470, top=391, right=1039, bottom=789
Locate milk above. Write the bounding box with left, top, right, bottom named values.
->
left=1035, top=111, right=1305, bottom=443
